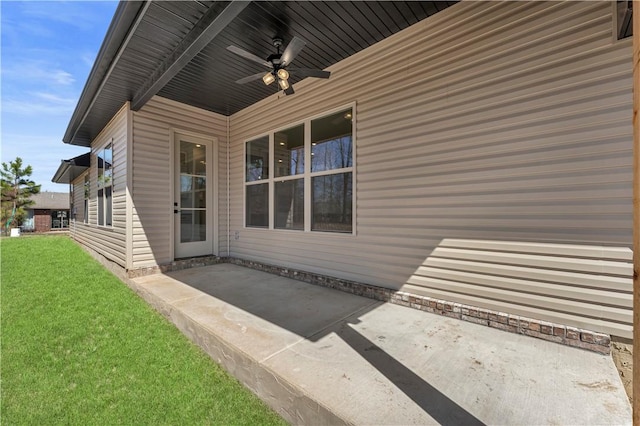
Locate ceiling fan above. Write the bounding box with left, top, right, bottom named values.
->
left=227, top=37, right=331, bottom=95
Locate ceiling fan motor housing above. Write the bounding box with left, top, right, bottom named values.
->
left=267, top=53, right=283, bottom=67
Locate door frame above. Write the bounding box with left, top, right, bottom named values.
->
left=170, top=129, right=218, bottom=259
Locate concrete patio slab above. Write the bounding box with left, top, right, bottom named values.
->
left=129, top=263, right=631, bottom=425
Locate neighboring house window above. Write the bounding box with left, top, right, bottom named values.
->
left=83, top=174, right=89, bottom=224
left=245, top=106, right=354, bottom=233
left=51, top=211, right=68, bottom=229
left=97, top=143, right=113, bottom=226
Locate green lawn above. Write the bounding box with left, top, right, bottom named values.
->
left=1, top=235, right=286, bottom=425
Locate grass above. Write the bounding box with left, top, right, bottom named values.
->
left=1, top=235, right=286, bottom=425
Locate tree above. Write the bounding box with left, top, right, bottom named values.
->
left=1, top=157, right=41, bottom=233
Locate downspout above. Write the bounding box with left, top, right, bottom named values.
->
left=632, top=1, right=639, bottom=423
left=227, top=115, right=231, bottom=257
left=69, top=160, right=75, bottom=239
left=69, top=181, right=72, bottom=236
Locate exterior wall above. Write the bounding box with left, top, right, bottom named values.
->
left=130, top=96, right=228, bottom=269
left=70, top=172, right=87, bottom=229
left=228, top=2, right=633, bottom=336
left=71, top=105, right=129, bottom=267
left=73, top=173, right=86, bottom=224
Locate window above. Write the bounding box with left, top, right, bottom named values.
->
left=274, top=124, right=304, bottom=230
left=51, top=211, right=68, bottom=229
left=245, top=136, right=269, bottom=228
left=83, top=174, right=89, bottom=223
left=245, top=106, right=354, bottom=233
left=616, top=1, right=632, bottom=40
left=310, top=109, right=353, bottom=232
left=97, top=143, right=113, bottom=226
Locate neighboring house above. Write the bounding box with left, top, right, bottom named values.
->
left=53, top=1, right=635, bottom=348
left=23, top=192, right=70, bottom=232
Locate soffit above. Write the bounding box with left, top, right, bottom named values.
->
left=65, top=1, right=456, bottom=146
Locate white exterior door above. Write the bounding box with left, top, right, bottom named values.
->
left=174, top=132, right=216, bottom=258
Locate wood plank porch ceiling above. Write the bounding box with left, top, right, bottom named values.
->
left=64, top=0, right=456, bottom=146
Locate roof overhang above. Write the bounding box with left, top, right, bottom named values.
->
left=51, top=152, right=91, bottom=184
left=63, top=0, right=456, bottom=147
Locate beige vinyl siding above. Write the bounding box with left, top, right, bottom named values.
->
left=71, top=105, right=128, bottom=267
left=228, top=2, right=633, bottom=336
left=131, top=96, right=228, bottom=268
left=70, top=172, right=86, bottom=224
left=69, top=173, right=85, bottom=239
left=403, top=239, right=633, bottom=337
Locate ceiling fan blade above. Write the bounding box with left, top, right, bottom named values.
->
left=290, top=68, right=330, bottom=79
left=281, top=36, right=306, bottom=66
left=235, top=72, right=267, bottom=85
left=283, top=85, right=295, bottom=96
left=226, top=45, right=271, bottom=68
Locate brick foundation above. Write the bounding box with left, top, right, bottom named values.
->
left=224, top=258, right=612, bottom=355
left=126, top=256, right=612, bottom=354
left=126, top=255, right=224, bottom=278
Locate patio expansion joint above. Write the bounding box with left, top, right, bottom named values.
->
left=259, top=300, right=382, bottom=364
left=167, top=293, right=206, bottom=307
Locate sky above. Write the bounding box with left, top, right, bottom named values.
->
left=1, top=1, right=118, bottom=192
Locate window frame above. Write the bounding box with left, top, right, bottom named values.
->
left=243, top=103, right=356, bottom=235
left=95, top=140, right=113, bottom=228
left=613, top=1, right=633, bottom=42
left=83, top=172, right=90, bottom=224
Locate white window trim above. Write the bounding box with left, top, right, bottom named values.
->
left=243, top=102, right=356, bottom=235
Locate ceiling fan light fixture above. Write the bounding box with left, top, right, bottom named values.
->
left=277, top=68, right=289, bottom=80
left=278, top=78, right=290, bottom=90
left=262, top=72, right=276, bottom=85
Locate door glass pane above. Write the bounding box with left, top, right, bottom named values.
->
left=180, top=175, right=193, bottom=208
left=275, top=179, right=304, bottom=230
left=311, top=108, right=353, bottom=172
left=180, top=210, right=206, bottom=243
left=181, top=176, right=206, bottom=209
left=180, top=141, right=206, bottom=176
left=312, top=172, right=352, bottom=233
left=275, top=125, right=304, bottom=177
left=246, top=136, right=269, bottom=182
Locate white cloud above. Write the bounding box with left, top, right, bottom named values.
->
left=3, top=92, right=75, bottom=116
left=18, top=2, right=109, bottom=32
left=2, top=60, right=75, bottom=87
left=81, top=53, right=96, bottom=68
left=51, top=70, right=75, bottom=86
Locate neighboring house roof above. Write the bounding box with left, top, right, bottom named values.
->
left=51, top=152, right=91, bottom=184
left=63, top=0, right=456, bottom=146
left=28, top=192, right=70, bottom=210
